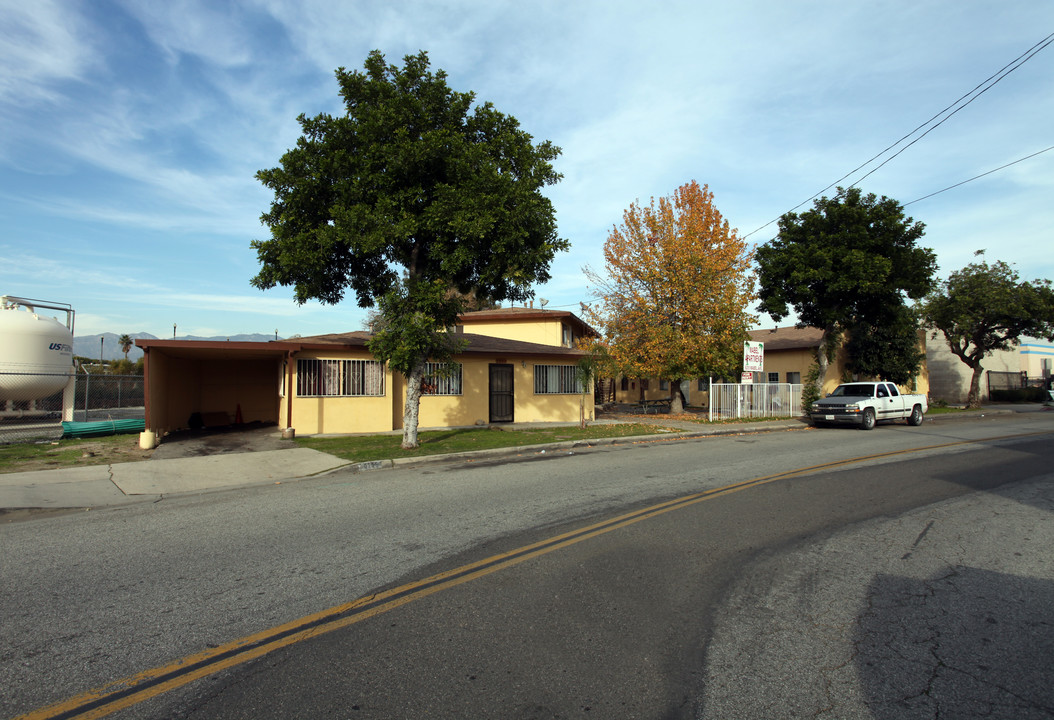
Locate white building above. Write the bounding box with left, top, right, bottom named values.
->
left=926, top=335, right=1054, bottom=404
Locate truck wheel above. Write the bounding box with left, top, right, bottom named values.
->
left=908, top=405, right=924, bottom=426
left=861, top=408, right=876, bottom=430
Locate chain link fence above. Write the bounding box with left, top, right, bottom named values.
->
left=986, top=370, right=1026, bottom=393
left=0, top=371, right=144, bottom=445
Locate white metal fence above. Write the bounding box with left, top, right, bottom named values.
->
left=708, top=382, right=803, bottom=421
left=0, top=371, right=144, bottom=444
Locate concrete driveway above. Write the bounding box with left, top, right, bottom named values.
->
left=150, top=423, right=295, bottom=459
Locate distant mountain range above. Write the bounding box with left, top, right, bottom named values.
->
left=74, top=332, right=281, bottom=361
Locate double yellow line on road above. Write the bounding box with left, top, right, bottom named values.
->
left=17, top=431, right=1045, bottom=720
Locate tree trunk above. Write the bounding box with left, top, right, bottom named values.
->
left=401, top=360, right=426, bottom=449
left=815, top=345, right=829, bottom=396
left=966, top=362, right=984, bottom=410
left=669, top=381, right=684, bottom=414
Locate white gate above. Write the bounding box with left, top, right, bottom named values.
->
left=708, top=382, right=803, bottom=421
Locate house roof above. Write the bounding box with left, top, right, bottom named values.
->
left=291, top=331, right=372, bottom=347
left=458, top=307, right=598, bottom=337
left=297, top=330, right=586, bottom=357
left=138, top=331, right=586, bottom=359
left=457, top=332, right=586, bottom=357
left=748, top=326, right=825, bottom=351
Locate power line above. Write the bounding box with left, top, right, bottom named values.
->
left=848, top=32, right=1054, bottom=188
left=741, top=30, right=1054, bottom=241
left=903, top=145, right=1054, bottom=206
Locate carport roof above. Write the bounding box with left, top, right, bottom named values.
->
left=137, top=331, right=586, bottom=359
left=135, top=339, right=293, bottom=359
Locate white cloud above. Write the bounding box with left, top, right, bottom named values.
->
left=116, top=0, right=257, bottom=68
left=0, top=0, right=96, bottom=104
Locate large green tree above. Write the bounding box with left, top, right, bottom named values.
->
left=755, top=187, right=936, bottom=389
left=921, top=253, right=1054, bottom=408
left=252, top=50, right=567, bottom=448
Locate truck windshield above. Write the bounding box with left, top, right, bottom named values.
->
left=830, top=384, right=875, bottom=398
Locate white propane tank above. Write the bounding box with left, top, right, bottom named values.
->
left=0, top=296, right=75, bottom=401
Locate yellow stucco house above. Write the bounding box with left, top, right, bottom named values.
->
left=601, top=325, right=929, bottom=408
left=137, top=308, right=597, bottom=437
left=749, top=325, right=929, bottom=396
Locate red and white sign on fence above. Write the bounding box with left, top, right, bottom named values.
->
left=743, top=341, right=764, bottom=373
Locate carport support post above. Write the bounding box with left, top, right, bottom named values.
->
left=285, top=351, right=296, bottom=430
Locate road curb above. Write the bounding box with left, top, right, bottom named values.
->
left=348, top=420, right=809, bottom=472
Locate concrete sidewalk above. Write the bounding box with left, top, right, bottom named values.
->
left=0, top=448, right=352, bottom=511
left=0, top=406, right=1039, bottom=513
left=0, top=417, right=807, bottom=512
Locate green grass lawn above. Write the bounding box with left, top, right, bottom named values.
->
left=294, top=423, right=672, bottom=463
left=927, top=406, right=982, bottom=415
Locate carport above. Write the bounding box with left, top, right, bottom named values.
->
left=137, top=339, right=296, bottom=437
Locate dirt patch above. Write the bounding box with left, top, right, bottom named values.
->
left=0, top=435, right=155, bottom=475
left=598, top=410, right=707, bottom=424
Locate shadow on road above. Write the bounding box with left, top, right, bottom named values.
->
left=856, top=567, right=1054, bottom=718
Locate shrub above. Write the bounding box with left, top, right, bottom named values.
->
left=801, top=362, right=821, bottom=414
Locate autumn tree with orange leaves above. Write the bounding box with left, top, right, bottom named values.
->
left=583, top=181, right=756, bottom=413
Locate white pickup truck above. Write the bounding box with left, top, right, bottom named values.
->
left=810, top=381, right=927, bottom=430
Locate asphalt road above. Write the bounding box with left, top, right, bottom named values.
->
left=3, top=412, right=1053, bottom=719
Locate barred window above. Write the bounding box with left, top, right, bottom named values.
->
left=297, top=359, right=385, bottom=397
left=534, top=364, right=582, bottom=394
left=423, top=362, right=462, bottom=395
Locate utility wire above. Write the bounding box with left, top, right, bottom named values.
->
left=848, top=33, right=1054, bottom=188
left=741, top=30, right=1054, bottom=240
left=903, top=145, right=1054, bottom=206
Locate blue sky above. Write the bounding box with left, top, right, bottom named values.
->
left=2, top=1, right=1052, bottom=339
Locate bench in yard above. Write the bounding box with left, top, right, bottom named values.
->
left=638, top=399, right=671, bottom=414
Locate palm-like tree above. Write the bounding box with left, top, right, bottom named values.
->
left=117, top=334, right=134, bottom=360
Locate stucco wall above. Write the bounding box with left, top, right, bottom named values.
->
left=459, top=318, right=565, bottom=347
left=200, top=358, right=281, bottom=424
left=146, top=351, right=280, bottom=433
left=290, top=350, right=394, bottom=435
left=414, top=357, right=591, bottom=427
left=613, top=379, right=672, bottom=405
left=1020, top=341, right=1054, bottom=378
left=415, top=357, right=490, bottom=428
left=292, top=352, right=592, bottom=435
